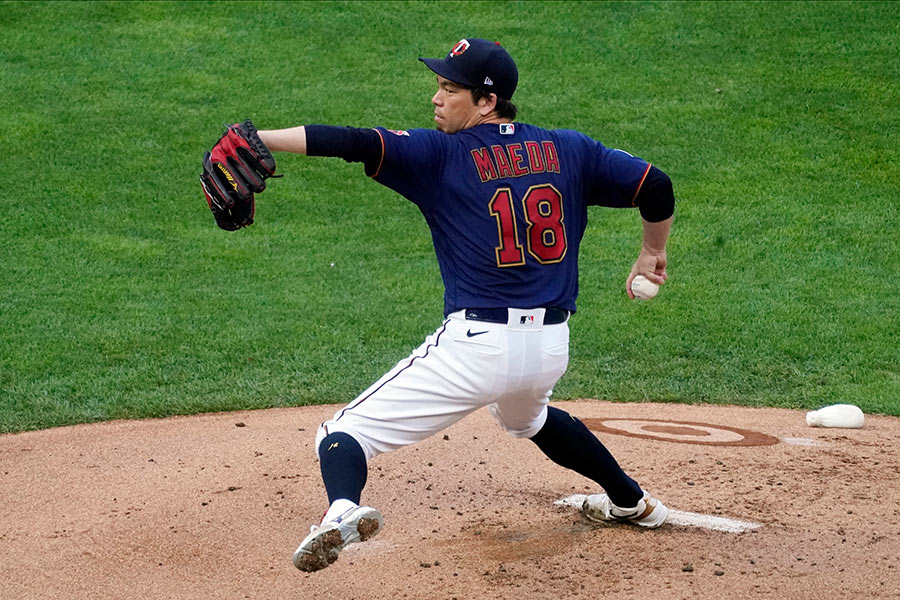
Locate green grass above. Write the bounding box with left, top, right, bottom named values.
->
left=2, top=1, right=898, bottom=432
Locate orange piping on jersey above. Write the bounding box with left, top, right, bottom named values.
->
left=631, top=163, right=652, bottom=207
left=369, top=128, right=386, bottom=178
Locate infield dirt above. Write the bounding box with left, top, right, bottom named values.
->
left=2, top=400, right=898, bottom=599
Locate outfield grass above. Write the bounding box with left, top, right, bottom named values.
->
left=2, top=1, right=898, bottom=432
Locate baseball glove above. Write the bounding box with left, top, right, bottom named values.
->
left=200, top=120, right=278, bottom=231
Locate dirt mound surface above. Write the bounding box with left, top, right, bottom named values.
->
left=2, top=400, right=898, bottom=599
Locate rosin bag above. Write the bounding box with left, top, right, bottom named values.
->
left=806, top=404, right=865, bottom=428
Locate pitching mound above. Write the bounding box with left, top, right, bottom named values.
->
left=2, top=400, right=898, bottom=599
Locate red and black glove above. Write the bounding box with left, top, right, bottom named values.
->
left=200, top=120, right=278, bottom=231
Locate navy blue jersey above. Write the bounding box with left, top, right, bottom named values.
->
left=370, top=123, right=651, bottom=315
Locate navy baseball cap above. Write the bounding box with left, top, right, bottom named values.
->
left=419, top=38, right=518, bottom=100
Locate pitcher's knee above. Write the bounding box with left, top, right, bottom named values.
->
left=489, top=404, right=548, bottom=439
left=316, top=419, right=413, bottom=461
left=315, top=422, right=381, bottom=461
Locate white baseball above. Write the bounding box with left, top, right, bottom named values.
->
left=631, top=275, right=659, bottom=300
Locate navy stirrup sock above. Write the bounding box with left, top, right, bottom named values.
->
left=530, top=406, right=642, bottom=507
left=318, top=432, right=368, bottom=505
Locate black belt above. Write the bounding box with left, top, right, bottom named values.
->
left=464, top=307, right=570, bottom=325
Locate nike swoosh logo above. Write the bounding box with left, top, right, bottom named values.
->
left=466, top=329, right=489, bottom=337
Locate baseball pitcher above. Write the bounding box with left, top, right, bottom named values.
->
left=200, top=38, right=675, bottom=573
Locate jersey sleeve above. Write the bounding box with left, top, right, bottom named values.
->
left=583, top=137, right=652, bottom=208
left=369, top=127, right=449, bottom=208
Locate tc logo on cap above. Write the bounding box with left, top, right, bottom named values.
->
left=450, top=39, right=470, bottom=57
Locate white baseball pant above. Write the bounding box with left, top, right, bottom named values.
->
left=315, top=308, right=570, bottom=460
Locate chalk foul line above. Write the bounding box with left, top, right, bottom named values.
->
left=553, top=494, right=761, bottom=534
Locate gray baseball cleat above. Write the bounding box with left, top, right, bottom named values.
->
left=582, top=491, right=668, bottom=528
left=292, top=505, right=383, bottom=572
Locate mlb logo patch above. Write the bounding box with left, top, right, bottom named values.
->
left=520, top=315, right=534, bottom=326
left=499, top=123, right=515, bottom=135
left=387, top=129, right=410, bottom=137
